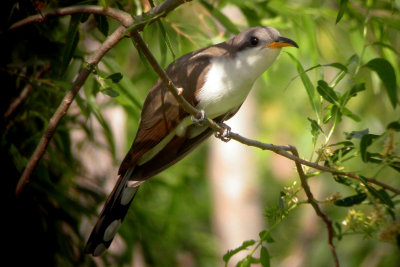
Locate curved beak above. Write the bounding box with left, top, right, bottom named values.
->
left=266, top=36, right=299, bottom=49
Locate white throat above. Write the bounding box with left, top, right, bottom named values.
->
left=196, top=48, right=280, bottom=119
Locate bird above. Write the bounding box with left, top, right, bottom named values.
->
left=85, top=26, right=298, bottom=256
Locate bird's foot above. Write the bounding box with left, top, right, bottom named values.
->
left=191, top=110, right=207, bottom=126
left=214, top=122, right=231, bottom=142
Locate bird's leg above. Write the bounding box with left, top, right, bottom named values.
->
left=191, top=110, right=207, bottom=126
left=191, top=111, right=231, bottom=141
left=214, top=122, right=231, bottom=142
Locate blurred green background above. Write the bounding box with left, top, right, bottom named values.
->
left=2, top=0, right=399, bottom=266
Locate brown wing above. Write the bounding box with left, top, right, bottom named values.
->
left=118, top=42, right=232, bottom=175
left=118, top=80, right=181, bottom=175
left=133, top=126, right=214, bottom=180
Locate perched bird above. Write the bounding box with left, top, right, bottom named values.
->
left=85, top=26, right=298, bottom=256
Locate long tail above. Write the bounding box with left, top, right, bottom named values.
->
left=85, top=167, right=139, bottom=256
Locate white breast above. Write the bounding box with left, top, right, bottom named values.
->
left=196, top=47, right=280, bottom=119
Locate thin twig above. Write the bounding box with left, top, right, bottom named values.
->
left=130, top=31, right=202, bottom=119
left=15, top=0, right=191, bottom=196
left=9, top=5, right=132, bottom=30
left=288, top=146, right=340, bottom=267
left=228, top=132, right=400, bottom=195
left=15, top=65, right=92, bottom=196
left=8, top=0, right=191, bottom=32
left=3, top=63, right=51, bottom=123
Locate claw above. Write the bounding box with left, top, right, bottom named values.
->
left=191, top=110, right=207, bottom=126
left=214, top=122, right=231, bottom=142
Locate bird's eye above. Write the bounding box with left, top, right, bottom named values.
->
left=250, top=36, right=259, bottom=46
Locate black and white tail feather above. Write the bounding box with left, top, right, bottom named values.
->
left=85, top=167, right=139, bottom=256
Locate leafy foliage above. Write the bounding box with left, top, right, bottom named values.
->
left=2, top=0, right=400, bottom=267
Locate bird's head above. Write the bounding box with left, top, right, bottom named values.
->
left=227, top=26, right=298, bottom=80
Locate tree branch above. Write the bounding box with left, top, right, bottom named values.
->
left=8, top=0, right=191, bottom=32
left=16, top=24, right=130, bottom=196
left=14, top=0, right=191, bottom=196
left=228, top=132, right=400, bottom=195
left=288, top=146, right=339, bottom=267
left=8, top=5, right=132, bottom=29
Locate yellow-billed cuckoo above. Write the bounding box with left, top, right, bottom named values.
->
left=85, top=26, right=298, bottom=256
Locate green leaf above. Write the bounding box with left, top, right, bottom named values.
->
left=360, top=177, right=394, bottom=208
left=308, top=117, right=323, bottom=142
left=334, top=222, right=343, bottom=240
left=365, top=58, right=398, bottom=108
left=80, top=13, right=90, bottom=23
left=259, top=230, right=275, bottom=243
left=349, top=82, right=366, bottom=96
left=286, top=52, right=321, bottom=120
left=101, top=87, right=120, bottom=97
left=288, top=62, right=347, bottom=89
left=323, top=104, right=333, bottom=124
left=374, top=17, right=400, bottom=31
left=336, top=0, right=348, bottom=24
left=75, top=93, right=91, bottom=118
left=94, top=14, right=109, bottom=37
left=106, top=72, right=123, bottom=83
left=157, top=20, right=175, bottom=66
left=9, top=144, right=27, bottom=172
left=376, top=189, right=394, bottom=208
left=342, top=107, right=360, bottom=122
left=317, top=80, right=339, bottom=104
left=389, top=161, right=400, bottom=172
left=331, top=105, right=342, bottom=124
left=341, top=83, right=366, bottom=106
left=334, top=193, right=367, bottom=206
left=84, top=82, right=116, bottom=158
left=327, top=141, right=355, bottom=163
left=102, top=57, right=143, bottom=110
left=333, top=175, right=353, bottom=186
left=158, top=24, right=168, bottom=67
left=200, top=0, right=240, bottom=34
left=387, top=121, right=400, bottom=131
left=115, top=1, right=124, bottom=10
left=371, top=42, right=400, bottom=55
left=223, top=240, right=256, bottom=263
left=131, top=38, right=151, bottom=70
left=239, top=4, right=260, bottom=27
left=360, top=134, right=380, bottom=162
left=308, top=118, right=324, bottom=134
left=346, top=54, right=359, bottom=66
left=99, top=0, right=107, bottom=9
left=236, top=257, right=251, bottom=267
left=260, top=246, right=270, bottom=267
left=326, top=62, right=348, bottom=72
left=60, top=14, right=81, bottom=75
left=328, top=141, right=354, bottom=147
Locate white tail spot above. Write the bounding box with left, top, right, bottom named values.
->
left=93, top=243, right=107, bottom=256
left=103, top=219, right=121, bottom=242
left=121, top=186, right=137, bottom=205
